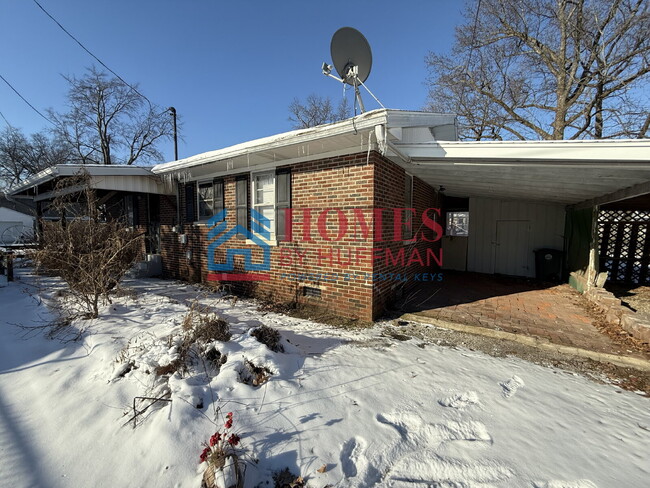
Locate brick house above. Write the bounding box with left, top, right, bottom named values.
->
left=10, top=109, right=650, bottom=321
left=152, top=110, right=455, bottom=321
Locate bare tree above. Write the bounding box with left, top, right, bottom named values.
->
left=0, top=126, right=70, bottom=189
left=426, top=0, right=650, bottom=140
left=33, top=172, right=142, bottom=318
left=288, top=94, right=350, bottom=129
left=48, top=66, right=174, bottom=165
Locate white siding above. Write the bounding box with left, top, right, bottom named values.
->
left=467, top=197, right=565, bottom=277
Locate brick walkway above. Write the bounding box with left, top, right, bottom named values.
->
left=398, top=271, right=646, bottom=358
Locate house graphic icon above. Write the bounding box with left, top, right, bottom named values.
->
left=206, top=209, right=271, bottom=281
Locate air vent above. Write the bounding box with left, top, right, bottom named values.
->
left=302, top=286, right=322, bottom=299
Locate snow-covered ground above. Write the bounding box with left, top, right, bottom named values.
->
left=0, top=269, right=649, bottom=488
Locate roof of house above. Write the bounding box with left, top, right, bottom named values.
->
left=9, top=164, right=173, bottom=199
left=8, top=108, right=650, bottom=208
left=151, top=107, right=650, bottom=207
left=151, top=109, right=457, bottom=179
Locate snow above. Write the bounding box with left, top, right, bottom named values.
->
left=1, top=268, right=649, bottom=488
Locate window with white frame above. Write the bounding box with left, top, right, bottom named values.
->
left=252, top=171, right=276, bottom=237
left=197, top=179, right=224, bottom=221
left=446, top=211, right=469, bottom=236
left=245, top=170, right=291, bottom=242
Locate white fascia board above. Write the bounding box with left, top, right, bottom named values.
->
left=400, top=139, right=650, bottom=163
left=153, top=110, right=392, bottom=174
left=183, top=146, right=375, bottom=182
left=8, top=166, right=59, bottom=195
left=9, top=164, right=158, bottom=196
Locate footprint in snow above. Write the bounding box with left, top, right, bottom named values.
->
left=500, top=375, right=525, bottom=398
left=340, top=437, right=365, bottom=478
left=439, top=391, right=480, bottom=410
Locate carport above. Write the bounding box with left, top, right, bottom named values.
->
left=381, top=137, right=650, bottom=293
left=380, top=137, right=650, bottom=354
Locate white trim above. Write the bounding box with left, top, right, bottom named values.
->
left=251, top=170, right=276, bottom=241
left=174, top=145, right=377, bottom=183
left=397, top=139, right=650, bottom=163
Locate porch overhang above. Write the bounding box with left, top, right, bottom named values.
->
left=385, top=139, right=650, bottom=207
left=9, top=164, right=174, bottom=200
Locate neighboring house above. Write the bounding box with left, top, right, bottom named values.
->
left=0, top=194, right=36, bottom=245
left=10, top=109, right=650, bottom=321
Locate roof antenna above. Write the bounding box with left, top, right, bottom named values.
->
left=322, top=27, right=384, bottom=113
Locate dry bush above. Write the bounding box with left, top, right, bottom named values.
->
left=251, top=324, right=284, bottom=353
left=239, top=359, right=272, bottom=387
left=183, top=301, right=231, bottom=342
left=155, top=302, right=231, bottom=377
left=32, top=171, right=142, bottom=318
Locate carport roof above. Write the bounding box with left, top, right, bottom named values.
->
left=388, top=139, right=650, bottom=207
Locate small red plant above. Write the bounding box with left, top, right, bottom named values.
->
left=199, top=412, right=242, bottom=465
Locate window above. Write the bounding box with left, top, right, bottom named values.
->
left=197, top=179, right=224, bottom=221
left=403, top=173, right=414, bottom=240
left=446, top=211, right=469, bottom=236
left=249, top=169, right=291, bottom=242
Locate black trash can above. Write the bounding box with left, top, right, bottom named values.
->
left=534, top=248, right=563, bottom=282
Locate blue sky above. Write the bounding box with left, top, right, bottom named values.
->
left=0, top=0, right=465, bottom=162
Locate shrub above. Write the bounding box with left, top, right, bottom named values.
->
left=32, top=172, right=142, bottom=318
left=251, top=324, right=284, bottom=353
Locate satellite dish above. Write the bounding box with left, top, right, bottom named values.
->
left=322, top=27, right=383, bottom=113
left=330, top=27, right=372, bottom=85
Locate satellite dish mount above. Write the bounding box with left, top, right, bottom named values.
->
left=322, top=27, right=384, bottom=113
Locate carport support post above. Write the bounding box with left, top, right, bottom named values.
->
left=565, top=206, right=600, bottom=293
left=585, top=206, right=600, bottom=291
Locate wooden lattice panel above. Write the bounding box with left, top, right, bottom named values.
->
left=598, top=210, right=650, bottom=284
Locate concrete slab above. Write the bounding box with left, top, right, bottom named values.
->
left=396, top=271, right=650, bottom=362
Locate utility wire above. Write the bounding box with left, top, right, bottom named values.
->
left=0, top=73, right=54, bottom=125
left=32, top=0, right=153, bottom=107
left=0, top=109, right=12, bottom=127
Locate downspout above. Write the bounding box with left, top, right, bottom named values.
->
left=374, top=123, right=412, bottom=164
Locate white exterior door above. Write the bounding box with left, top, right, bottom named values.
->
left=494, top=220, right=531, bottom=276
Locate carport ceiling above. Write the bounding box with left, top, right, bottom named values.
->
left=392, top=140, right=650, bottom=206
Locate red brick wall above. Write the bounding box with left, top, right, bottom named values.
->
left=159, top=151, right=440, bottom=321
left=370, top=157, right=442, bottom=317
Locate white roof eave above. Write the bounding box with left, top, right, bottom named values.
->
left=9, top=164, right=158, bottom=196
left=398, top=139, right=650, bottom=163
left=152, top=109, right=393, bottom=175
